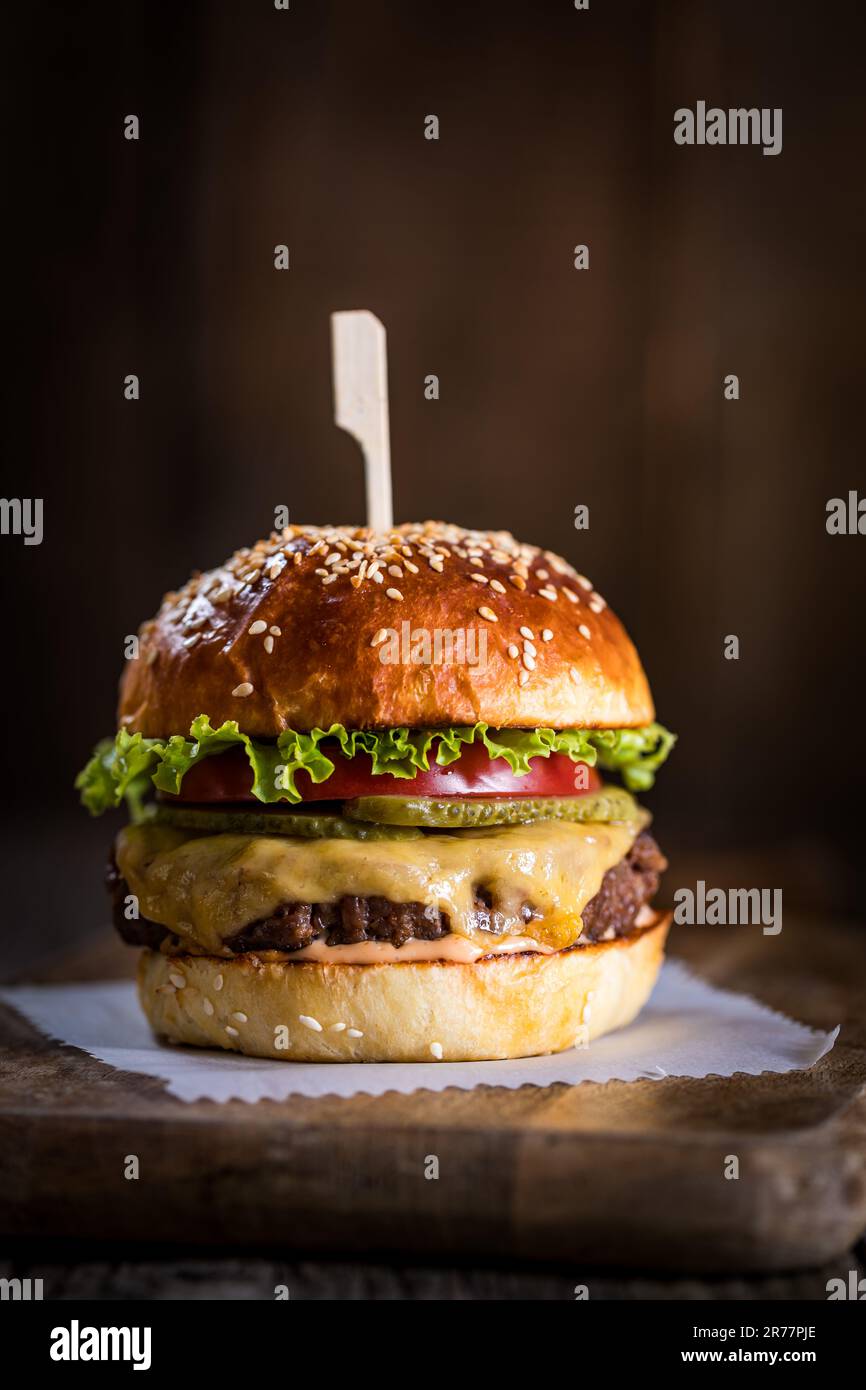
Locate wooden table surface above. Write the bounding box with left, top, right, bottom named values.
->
left=1, top=915, right=865, bottom=1298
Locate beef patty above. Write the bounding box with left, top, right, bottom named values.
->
left=108, top=830, right=666, bottom=954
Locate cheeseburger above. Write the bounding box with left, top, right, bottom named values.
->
left=78, top=521, right=674, bottom=1062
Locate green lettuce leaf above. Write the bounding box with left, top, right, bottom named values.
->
left=76, top=718, right=675, bottom=815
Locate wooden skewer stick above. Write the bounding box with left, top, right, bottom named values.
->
left=330, top=310, right=394, bottom=533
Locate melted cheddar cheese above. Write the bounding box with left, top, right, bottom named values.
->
left=115, top=812, right=648, bottom=956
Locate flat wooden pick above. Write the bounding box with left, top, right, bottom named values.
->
left=331, top=310, right=393, bottom=533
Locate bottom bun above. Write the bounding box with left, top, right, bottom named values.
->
left=138, top=913, right=671, bottom=1063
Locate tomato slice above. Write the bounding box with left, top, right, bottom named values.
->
left=165, top=740, right=600, bottom=803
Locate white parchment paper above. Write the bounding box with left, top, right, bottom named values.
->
left=0, top=961, right=838, bottom=1103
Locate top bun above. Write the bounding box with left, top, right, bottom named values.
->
left=118, top=523, right=654, bottom=736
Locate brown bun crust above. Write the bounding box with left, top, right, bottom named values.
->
left=119, top=523, right=654, bottom=736
left=138, top=913, right=670, bottom=1062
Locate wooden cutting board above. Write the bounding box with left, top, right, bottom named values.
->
left=1, top=917, right=864, bottom=1273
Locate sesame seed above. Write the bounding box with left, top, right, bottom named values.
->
left=569, top=666, right=581, bottom=684
left=386, top=587, right=403, bottom=601
left=329, top=1022, right=347, bottom=1032
left=507, top=643, right=520, bottom=658
left=508, top=574, right=526, bottom=590
left=522, top=653, right=536, bottom=671
left=589, top=597, right=605, bottom=613
left=168, top=971, right=186, bottom=989
left=370, top=628, right=388, bottom=646
left=263, top=635, right=274, bottom=654
left=214, top=974, right=224, bottom=991
left=519, top=670, right=529, bottom=686
left=579, top=623, right=591, bottom=639
left=430, top=1042, right=444, bottom=1060
left=539, top=586, right=558, bottom=601
left=299, top=1015, right=323, bottom=1032
left=346, top=1028, right=364, bottom=1038
left=232, top=682, right=254, bottom=698
left=267, top=562, right=282, bottom=580
left=576, top=574, right=593, bottom=591
left=314, top=568, right=329, bottom=578
left=489, top=579, right=506, bottom=594
left=203, top=999, right=214, bottom=1016
left=321, top=574, right=338, bottom=585
left=469, top=572, right=488, bottom=584
left=519, top=626, right=534, bottom=640
left=225, top=1026, right=239, bottom=1038
left=387, top=564, right=403, bottom=579
left=523, top=640, right=537, bottom=657
left=542, top=629, right=553, bottom=641
left=563, top=587, right=579, bottom=604
left=183, top=633, right=201, bottom=648
left=478, top=606, right=498, bottom=622
left=536, top=568, right=549, bottom=580
left=372, top=570, right=384, bottom=583
left=404, top=560, right=419, bottom=574
left=232, top=1012, right=248, bottom=1023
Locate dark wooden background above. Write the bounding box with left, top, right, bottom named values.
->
left=4, top=0, right=865, bottom=964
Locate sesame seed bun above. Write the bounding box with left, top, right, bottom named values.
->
left=138, top=914, right=670, bottom=1063
left=118, top=522, right=654, bottom=736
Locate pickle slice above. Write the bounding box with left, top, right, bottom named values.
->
left=344, top=787, right=639, bottom=828
left=149, top=804, right=422, bottom=840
